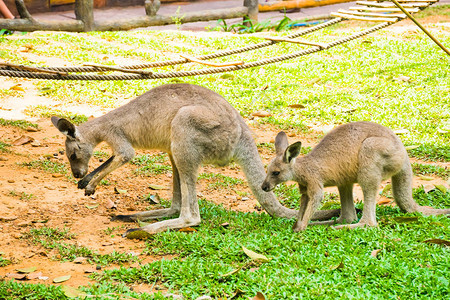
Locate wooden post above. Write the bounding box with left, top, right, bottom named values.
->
left=75, top=0, right=94, bottom=31
left=244, top=0, right=258, bottom=24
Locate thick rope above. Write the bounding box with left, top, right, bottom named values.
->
left=0, top=18, right=343, bottom=73
left=0, top=20, right=397, bottom=81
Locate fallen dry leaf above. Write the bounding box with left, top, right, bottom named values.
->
left=105, top=199, right=117, bottom=209
left=6, top=273, right=27, bottom=280
left=12, top=135, right=34, bottom=146
left=242, top=246, right=269, bottom=262
left=53, top=275, right=71, bottom=283
left=288, top=104, right=305, bottom=109
left=423, top=239, right=450, bottom=246
left=10, top=83, right=25, bottom=91
left=251, top=110, right=272, bottom=118
left=371, top=249, right=381, bottom=258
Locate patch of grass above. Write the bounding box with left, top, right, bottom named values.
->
left=21, top=159, right=69, bottom=176
left=24, top=105, right=88, bottom=125
left=92, top=199, right=450, bottom=299
left=132, top=154, right=171, bottom=176
left=0, top=141, right=10, bottom=153
left=198, top=173, right=244, bottom=190
left=0, top=254, right=11, bottom=267
left=93, top=150, right=110, bottom=159
left=412, top=162, right=449, bottom=180
left=0, top=118, right=38, bottom=130
left=0, top=281, right=167, bottom=300
left=24, top=227, right=137, bottom=266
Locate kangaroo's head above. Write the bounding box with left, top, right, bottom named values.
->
left=51, top=116, right=93, bottom=179
left=261, top=131, right=302, bottom=192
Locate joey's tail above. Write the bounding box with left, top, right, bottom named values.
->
left=234, top=131, right=339, bottom=220
left=392, top=159, right=450, bottom=216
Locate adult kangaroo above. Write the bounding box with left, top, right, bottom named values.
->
left=262, top=121, right=450, bottom=231
left=52, top=84, right=338, bottom=236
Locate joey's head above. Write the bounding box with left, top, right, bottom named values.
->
left=261, top=131, right=302, bottom=192
left=51, top=116, right=93, bottom=179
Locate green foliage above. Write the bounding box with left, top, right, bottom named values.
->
left=24, top=105, right=88, bottom=125
left=21, top=159, right=69, bottom=176
left=132, top=153, right=171, bottom=175
left=0, top=141, right=10, bottom=153
left=24, top=227, right=136, bottom=266
left=412, top=162, right=449, bottom=180
left=198, top=172, right=244, bottom=189
left=92, top=200, right=450, bottom=299
left=212, top=16, right=302, bottom=34
left=0, top=118, right=38, bottom=130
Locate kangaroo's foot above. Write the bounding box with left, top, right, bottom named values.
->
left=333, top=221, right=378, bottom=230
left=112, top=208, right=180, bottom=222
left=123, top=216, right=201, bottom=238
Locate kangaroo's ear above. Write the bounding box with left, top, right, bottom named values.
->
left=51, top=116, right=78, bottom=139
left=284, top=142, right=302, bottom=163
left=275, top=131, right=289, bottom=156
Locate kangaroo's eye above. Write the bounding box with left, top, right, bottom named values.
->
left=272, top=171, right=280, bottom=176
left=70, top=154, right=77, bottom=160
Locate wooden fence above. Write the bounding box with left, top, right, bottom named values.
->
left=0, top=0, right=258, bottom=32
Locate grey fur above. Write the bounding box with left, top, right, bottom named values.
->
left=52, top=84, right=339, bottom=236
left=262, top=121, right=450, bottom=231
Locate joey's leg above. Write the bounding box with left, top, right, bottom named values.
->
left=336, top=184, right=357, bottom=224
left=293, top=185, right=323, bottom=231
left=335, top=165, right=381, bottom=229
left=113, top=154, right=182, bottom=222
left=316, top=184, right=358, bottom=226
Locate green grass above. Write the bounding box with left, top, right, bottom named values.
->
left=24, top=227, right=137, bottom=266
left=0, top=141, right=10, bottom=153
left=2, top=21, right=446, bottom=160
left=198, top=173, right=244, bottom=190
left=21, top=159, right=69, bottom=176
left=24, top=105, right=88, bottom=125
left=1, top=10, right=449, bottom=299
left=0, top=118, right=38, bottom=130
left=131, top=153, right=171, bottom=175
left=91, top=196, right=449, bottom=299
left=412, top=162, right=449, bottom=180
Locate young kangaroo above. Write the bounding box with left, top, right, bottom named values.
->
left=52, top=84, right=339, bottom=237
left=262, top=121, right=450, bottom=231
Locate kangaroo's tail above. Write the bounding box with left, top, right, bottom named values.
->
left=392, top=159, right=450, bottom=216
left=234, top=129, right=339, bottom=221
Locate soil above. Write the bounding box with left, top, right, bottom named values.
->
left=0, top=17, right=449, bottom=291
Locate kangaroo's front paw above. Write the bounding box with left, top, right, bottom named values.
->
left=84, top=185, right=96, bottom=196
left=78, top=177, right=91, bottom=189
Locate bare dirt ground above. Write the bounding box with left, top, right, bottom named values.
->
left=1, top=15, right=449, bottom=289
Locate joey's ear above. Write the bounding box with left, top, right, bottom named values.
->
left=275, top=131, right=289, bottom=156
left=51, top=116, right=78, bottom=139
left=283, top=142, right=302, bottom=163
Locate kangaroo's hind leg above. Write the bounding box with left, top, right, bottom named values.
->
left=112, top=154, right=182, bottom=222
left=392, top=159, right=450, bottom=215
left=334, top=138, right=386, bottom=229
left=123, top=106, right=212, bottom=236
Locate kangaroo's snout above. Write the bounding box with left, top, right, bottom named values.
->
left=73, top=170, right=86, bottom=178
left=261, top=181, right=271, bottom=192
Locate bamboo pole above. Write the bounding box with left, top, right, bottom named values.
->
left=389, top=0, right=450, bottom=56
